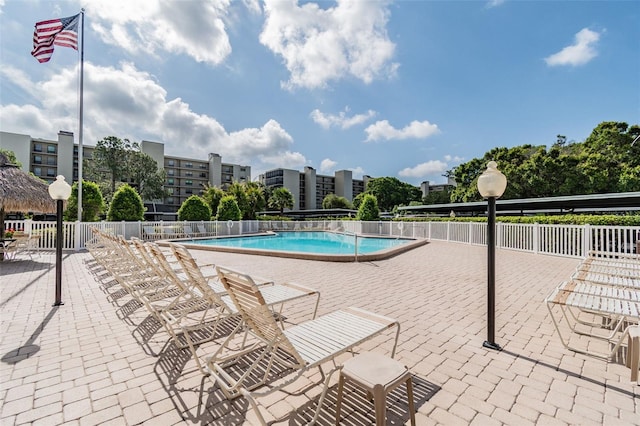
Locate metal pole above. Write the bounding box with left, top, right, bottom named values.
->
left=54, top=199, right=64, bottom=306
left=483, top=196, right=500, bottom=350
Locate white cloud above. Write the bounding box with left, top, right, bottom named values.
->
left=320, top=158, right=337, bottom=173
left=310, top=107, right=376, bottom=129
left=444, top=155, right=464, bottom=163
left=0, top=61, right=307, bottom=174
left=545, top=28, right=601, bottom=67
left=398, top=160, right=448, bottom=179
left=348, top=166, right=365, bottom=179
left=364, top=120, right=440, bottom=142
left=259, top=0, right=398, bottom=90
left=86, top=0, right=233, bottom=65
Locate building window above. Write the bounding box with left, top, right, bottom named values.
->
left=185, top=171, right=193, bottom=177
left=33, top=155, right=42, bottom=164
left=167, top=197, right=174, bottom=205
left=47, top=145, right=57, bottom=153
left=167, top=188, right=174, bottom=195
left=185, top=180, right=193, bottom=186
left=167, top=178, right=174, bottom=185
left=47, top=157, right=56, bottom=165
left=185, top=162, right=193, bottom=168
left=199, top=172, right=207, bottom=178
left=47, top=168, right=55, bottom=177
left=168, top=160, right=175, bottom=166
left=33, top=143, right=42, bottom=152
left=185, top=189, right=193, bottom=195
left=199, top=164, right=207, bottom=169
left=167, top=169, right=175, bottom=176
left=34, top=167, right=42, bottom=176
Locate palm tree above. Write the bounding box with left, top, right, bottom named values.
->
left=268, top=187, right=294, bottom=215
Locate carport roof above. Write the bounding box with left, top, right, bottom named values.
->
left=398, top=191, right=640, bottom=215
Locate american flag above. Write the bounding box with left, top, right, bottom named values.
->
left=31, top=13, right=80, bottom=63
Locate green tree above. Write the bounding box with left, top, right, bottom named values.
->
left=352, top=192, right=366, bottom=209
left=244, top=182, right=266, bottom=220
left=127, top=150, right=168, bottom=200
left=422, top=189, right=452, bottom=205
left=225, top=181, right=251, bottom=219
left=268, top=187, right=294, bottom=215
left=64, top=180, right=105, bottom=222
left=89, top=136, right=135, bottom=194
left=356, top=194, right=379, bottom=221
left=202, top=185, right=225, bottom=216
left=177, top=195, right=212, bottom=221
left=322, top=194, right=353, bottom=209
left=448, top=121, right=640, bottom=202
left=216, top=195, right=242, bottom=221
left=0, top=149, right=21, bottom=167
left=366, top=177, right=421, bottom=211
left=107, top=184, right=145, bottom=221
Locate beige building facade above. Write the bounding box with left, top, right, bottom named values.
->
left=259, top=166, right=370, bottom=211
left=0, top=130, right=250, bottom=216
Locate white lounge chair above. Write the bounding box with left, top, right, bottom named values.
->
left=209, top=266, right=400, bottom=425
left=163, top=243, right=321, bottom=374
left=545, top=280, right=639, bottom=359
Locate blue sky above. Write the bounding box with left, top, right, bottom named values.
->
left=1, top=0, right=638, bottom=186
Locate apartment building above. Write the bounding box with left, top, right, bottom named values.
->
left=420, top=177, right=457, bottom=198
left=259, top=166, right=370, bottom=211
left=0, top=131, right=250, bottom=216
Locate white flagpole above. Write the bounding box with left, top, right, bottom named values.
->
left=77, top=9, right=85, bottom=223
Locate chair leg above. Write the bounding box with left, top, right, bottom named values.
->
left=335, top=374, right=345, bottom=425
left=372, top=384, right=386, bottom=426
left=406, top=376, right=416, bottom=426
left=628, top=327, right=640, bottom=383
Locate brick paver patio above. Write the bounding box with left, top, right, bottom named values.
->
left=1, top=241, right=638, bottom=425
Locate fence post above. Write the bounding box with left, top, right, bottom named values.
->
left=496, top=222, right=502, bottom=249
left=74, top=221, right=80, bottom=251
left=533, top=223, right=539, bottom=254
left=583, top=224, right=591, bottom=256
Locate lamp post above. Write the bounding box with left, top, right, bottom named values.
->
left=48, top=175, right=72, bottom=306
left=477, top=161, right=507, bottom=351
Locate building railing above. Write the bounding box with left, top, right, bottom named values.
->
left=2, top=219, right=639, bottom=259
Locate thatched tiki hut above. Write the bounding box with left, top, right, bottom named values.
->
left=0, top=152, right=57, bottom=258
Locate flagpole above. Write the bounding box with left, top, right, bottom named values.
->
left=77, top=9, right=84, bottom=224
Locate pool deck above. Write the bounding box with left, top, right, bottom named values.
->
left=1, top=241, right=639, bottom=425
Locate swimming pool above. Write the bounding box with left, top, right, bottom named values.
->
left=173, top=231, right=428, bottom=262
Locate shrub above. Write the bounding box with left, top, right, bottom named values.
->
left=64, top=180, right=105, bottom=221
left=107, top=184, right=145, bottom=221
left=177, top=195, right=212, bottom=221
left=356, top=194, right=379, bottom=221
left=216, top=195, right=242, bottom=221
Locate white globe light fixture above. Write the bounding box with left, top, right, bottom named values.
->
left=49, top=175, right=72, bottom=306
left=477, top=161, right=507, bottom=351
left=477, top=161, right=507, bottom=199
left=48, top=175, right=72, bottom=200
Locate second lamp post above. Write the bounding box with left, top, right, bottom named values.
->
left=477, top=161, right=507, bottom=351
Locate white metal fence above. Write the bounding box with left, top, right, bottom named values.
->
left=3, top=219, right=639, bottom=258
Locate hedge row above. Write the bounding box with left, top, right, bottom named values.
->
left=399, top=214, right=640, bottom=226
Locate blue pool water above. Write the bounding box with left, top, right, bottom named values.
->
left=191, top=231, right=410, bottom=255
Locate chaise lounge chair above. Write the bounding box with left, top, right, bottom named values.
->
left=161, top=243, right=321, bottom=373
left=209, top=266, right=400, bottom=425
left=545, top=279, right=639, bottom=359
